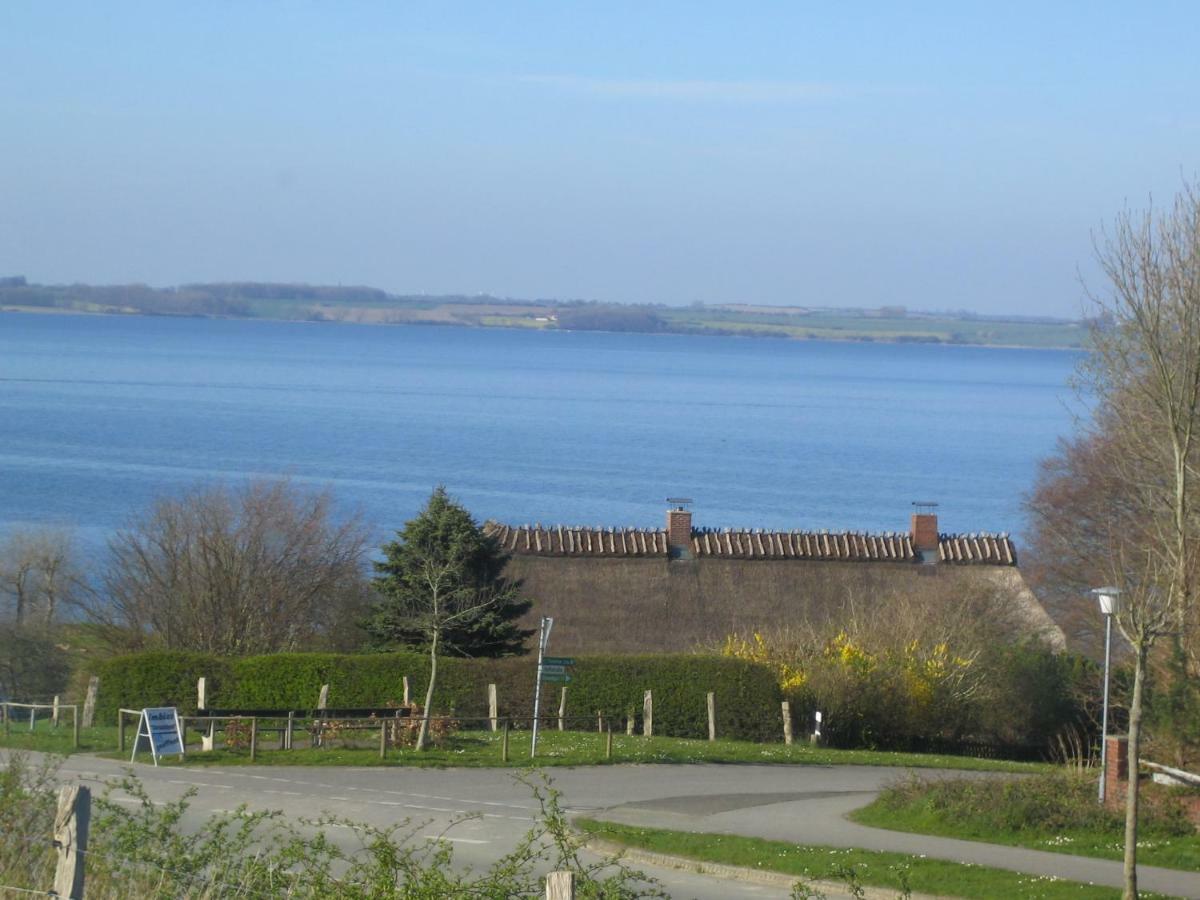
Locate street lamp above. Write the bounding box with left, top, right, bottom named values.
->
left=1091, top=586, right=1121, bottom=803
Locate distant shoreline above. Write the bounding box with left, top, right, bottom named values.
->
left=0, top=304, right=1086, bottom=352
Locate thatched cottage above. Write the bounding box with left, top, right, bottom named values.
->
left=484, top=503, right=1065, bottom=654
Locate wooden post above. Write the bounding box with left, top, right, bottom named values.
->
left=782, top=701, right=793, bottom=746
left=379, top=722, right=388, bottom=759
left=249, top=717, right=258, bottom=762
left=118, top=710, right=126, bottom=752
left=52, top=695, right=61, bottom=728
left=402, top=675, right=410, bottom=706
left=52, top=784, right=90, bottom=900
left=81, top=676, right=99, bottom=729
left=72, top=706, right=79, bottom=750
left=606, top=724, right=613, bottom=760
left=626, top=714, right=634, bottom=736
left=198, top=677, right=215, bottom=752
left=317, top=683, right=329, bottom=710
left=488, top=683, right=498, bottom=732
left=501, top=719, right=510, bottom=762
left=707, top=692, right=716, bottom=741
left=597, top=710, right=603, bottom=733
left=642, top=690, right=653, bottom=738
left=557, top=687, right=567, bottom=732
left=314, top=684, right=329, bottom=748
left=286, top=711, right=294, bottom=750
left=545, top=870, right=574, bottom=900
left=30, top=705, right=36, bottom=731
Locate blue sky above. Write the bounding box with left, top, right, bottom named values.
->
left=1, top=3, right=1196, bottom=317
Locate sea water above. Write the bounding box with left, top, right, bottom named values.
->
left=0, top=312, right=1083, bottom=553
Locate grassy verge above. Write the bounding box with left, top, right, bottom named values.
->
left=0, top=724, right=118, bottom=754
left=100, top=728, right=1051, bottom=771
left=576, top=818, right=1174, bottom=899
left=850, top=772, right=1200, bottom=872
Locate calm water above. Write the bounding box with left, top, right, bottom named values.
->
left=0, top=313, right=1084, bottom=553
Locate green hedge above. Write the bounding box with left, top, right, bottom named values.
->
left=93, top=652, right=782, bottom=741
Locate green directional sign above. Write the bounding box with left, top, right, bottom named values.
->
left=540, top=664, right=568, bottom=675
left=542, top=657, right=575, bottom=667
left=540, top=673, right=572, bottom=684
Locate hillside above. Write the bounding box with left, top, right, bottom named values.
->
left=0, top=277, right=1087, bottom=349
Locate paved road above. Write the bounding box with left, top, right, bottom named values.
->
left=20, top=754, right=1200, bottom=898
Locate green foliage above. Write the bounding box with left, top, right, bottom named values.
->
left=0, top=623, right=70, bottom=700
left=91, top=651, right=781, bottom=740
left=367, top=487, right=533, bottom=657
left=1144, top=636, right=1200, bottom=767
left=94, top=651, right=234, bottom=723
left=0, top=754, right=665, bottom=898
left=976, top=643, right=1094, bottom=747
left=858, top=771, right=1200, bottom=870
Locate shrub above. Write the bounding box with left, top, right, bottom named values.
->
left=90, top=651, right=781, bottom=741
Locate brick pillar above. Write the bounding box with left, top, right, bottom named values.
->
left=910, top=513, right=939, bottom=551
left=667, top=508, right=692, bottom=551
left=1104, top=734, right=1123, bottom=806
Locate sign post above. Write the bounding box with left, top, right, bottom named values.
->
left=132, top=707, right=185, bottom=766
left=530, top=617, right=553, bottom=758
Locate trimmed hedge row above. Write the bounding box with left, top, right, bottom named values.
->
left=93, top=652, right=783, bottom=742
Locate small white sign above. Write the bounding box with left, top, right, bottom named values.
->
left=133, top=707, right=185, bottom=766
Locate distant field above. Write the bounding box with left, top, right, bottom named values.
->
left=0, top=280, right=1087, bottom=349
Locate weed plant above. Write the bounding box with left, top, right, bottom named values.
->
left=0, top=752, right=664, bottom=898
left=854, top=770, right=1200, bottom=870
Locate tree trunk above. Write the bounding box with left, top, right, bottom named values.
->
left=416, top=629, right=438, bottom=752
left=1123, top=638, right=1148, bottom=900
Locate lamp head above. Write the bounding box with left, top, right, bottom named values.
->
left=1090, top=587, right=1121, bottom=617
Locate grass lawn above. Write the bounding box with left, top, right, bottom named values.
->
left=95, top=727, right=1051, bottom=772
left=851, top=773, right=1200, bottom=873
left=0, top=723, right=118, bottom=754
left=577, top=818, right=1179, bottom=899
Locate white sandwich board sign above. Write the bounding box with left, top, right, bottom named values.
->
left=133, top=707, right=185, bottom=765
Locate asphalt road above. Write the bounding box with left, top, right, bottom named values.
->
left=20, top=754, right=1200, bottom=899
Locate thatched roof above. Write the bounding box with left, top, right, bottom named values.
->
left=499, top=554, right=1065, bottom=654
left=484, top=522, right=1016, bottom=565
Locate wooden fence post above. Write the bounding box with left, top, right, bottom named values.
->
left=72, top=706, right=79, bottom=750
left=379, top=722, right=388, bottom=759
left=488, top=683, right=498, bottom=732
left=501, top=719, right=510, bottom=762
left=557, top=687, right=567, bottom=732
left=606, top=724, right=613, bottom=760
left=198, top=677, right=216, bottom=752
left=317, top=684, right=329, bottom=710
left=545, top=870, right=574, bottom=900
left=782, top=701, right=793, bottom=746
left=597, top=710, right=603, bottom=733
left=81, top=676, right=99, bottom=729
left=286, top=711, right=294, bottom=750
left=52, top=695, right=60, bottom=728
left=52, top=784, right=90, bottom=900
left=249, top=718, right=258, bottom=762
left=30, top=705, right=36, bottom=731
left=402, top=676, right=410, bottom=706
left=626, top=714, right=634, bottom=736
left=118, top=710, right=126, bottom=752
left=642, top=690, right=653, bottom=738
left=707, top=692, right=716, bottom=741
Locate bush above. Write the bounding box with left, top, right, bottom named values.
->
left=92, top=652, right=782, bottom=741
left=878, top=771, right=1195, bottom=838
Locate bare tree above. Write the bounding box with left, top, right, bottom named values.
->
left=98, top=480, right=370, bottom=654
left=1084, top=181, right=1200, bottom=899
left=0, top=528, right=83, bottom=627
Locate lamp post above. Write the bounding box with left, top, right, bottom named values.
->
left=1091, top=587, right=1121, bottom=803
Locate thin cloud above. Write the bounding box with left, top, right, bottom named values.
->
left=516, top=75, right=876, bottom=103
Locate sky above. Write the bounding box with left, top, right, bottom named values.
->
left=1, top=3, right=1197, bottom=318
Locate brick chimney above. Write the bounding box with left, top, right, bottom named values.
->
left=666, top=499, right=693, bottom=556
left=910, top=502, right=939, bottom=554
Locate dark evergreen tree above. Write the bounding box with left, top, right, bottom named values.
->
left=368, top=487, right=532, bottom=658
